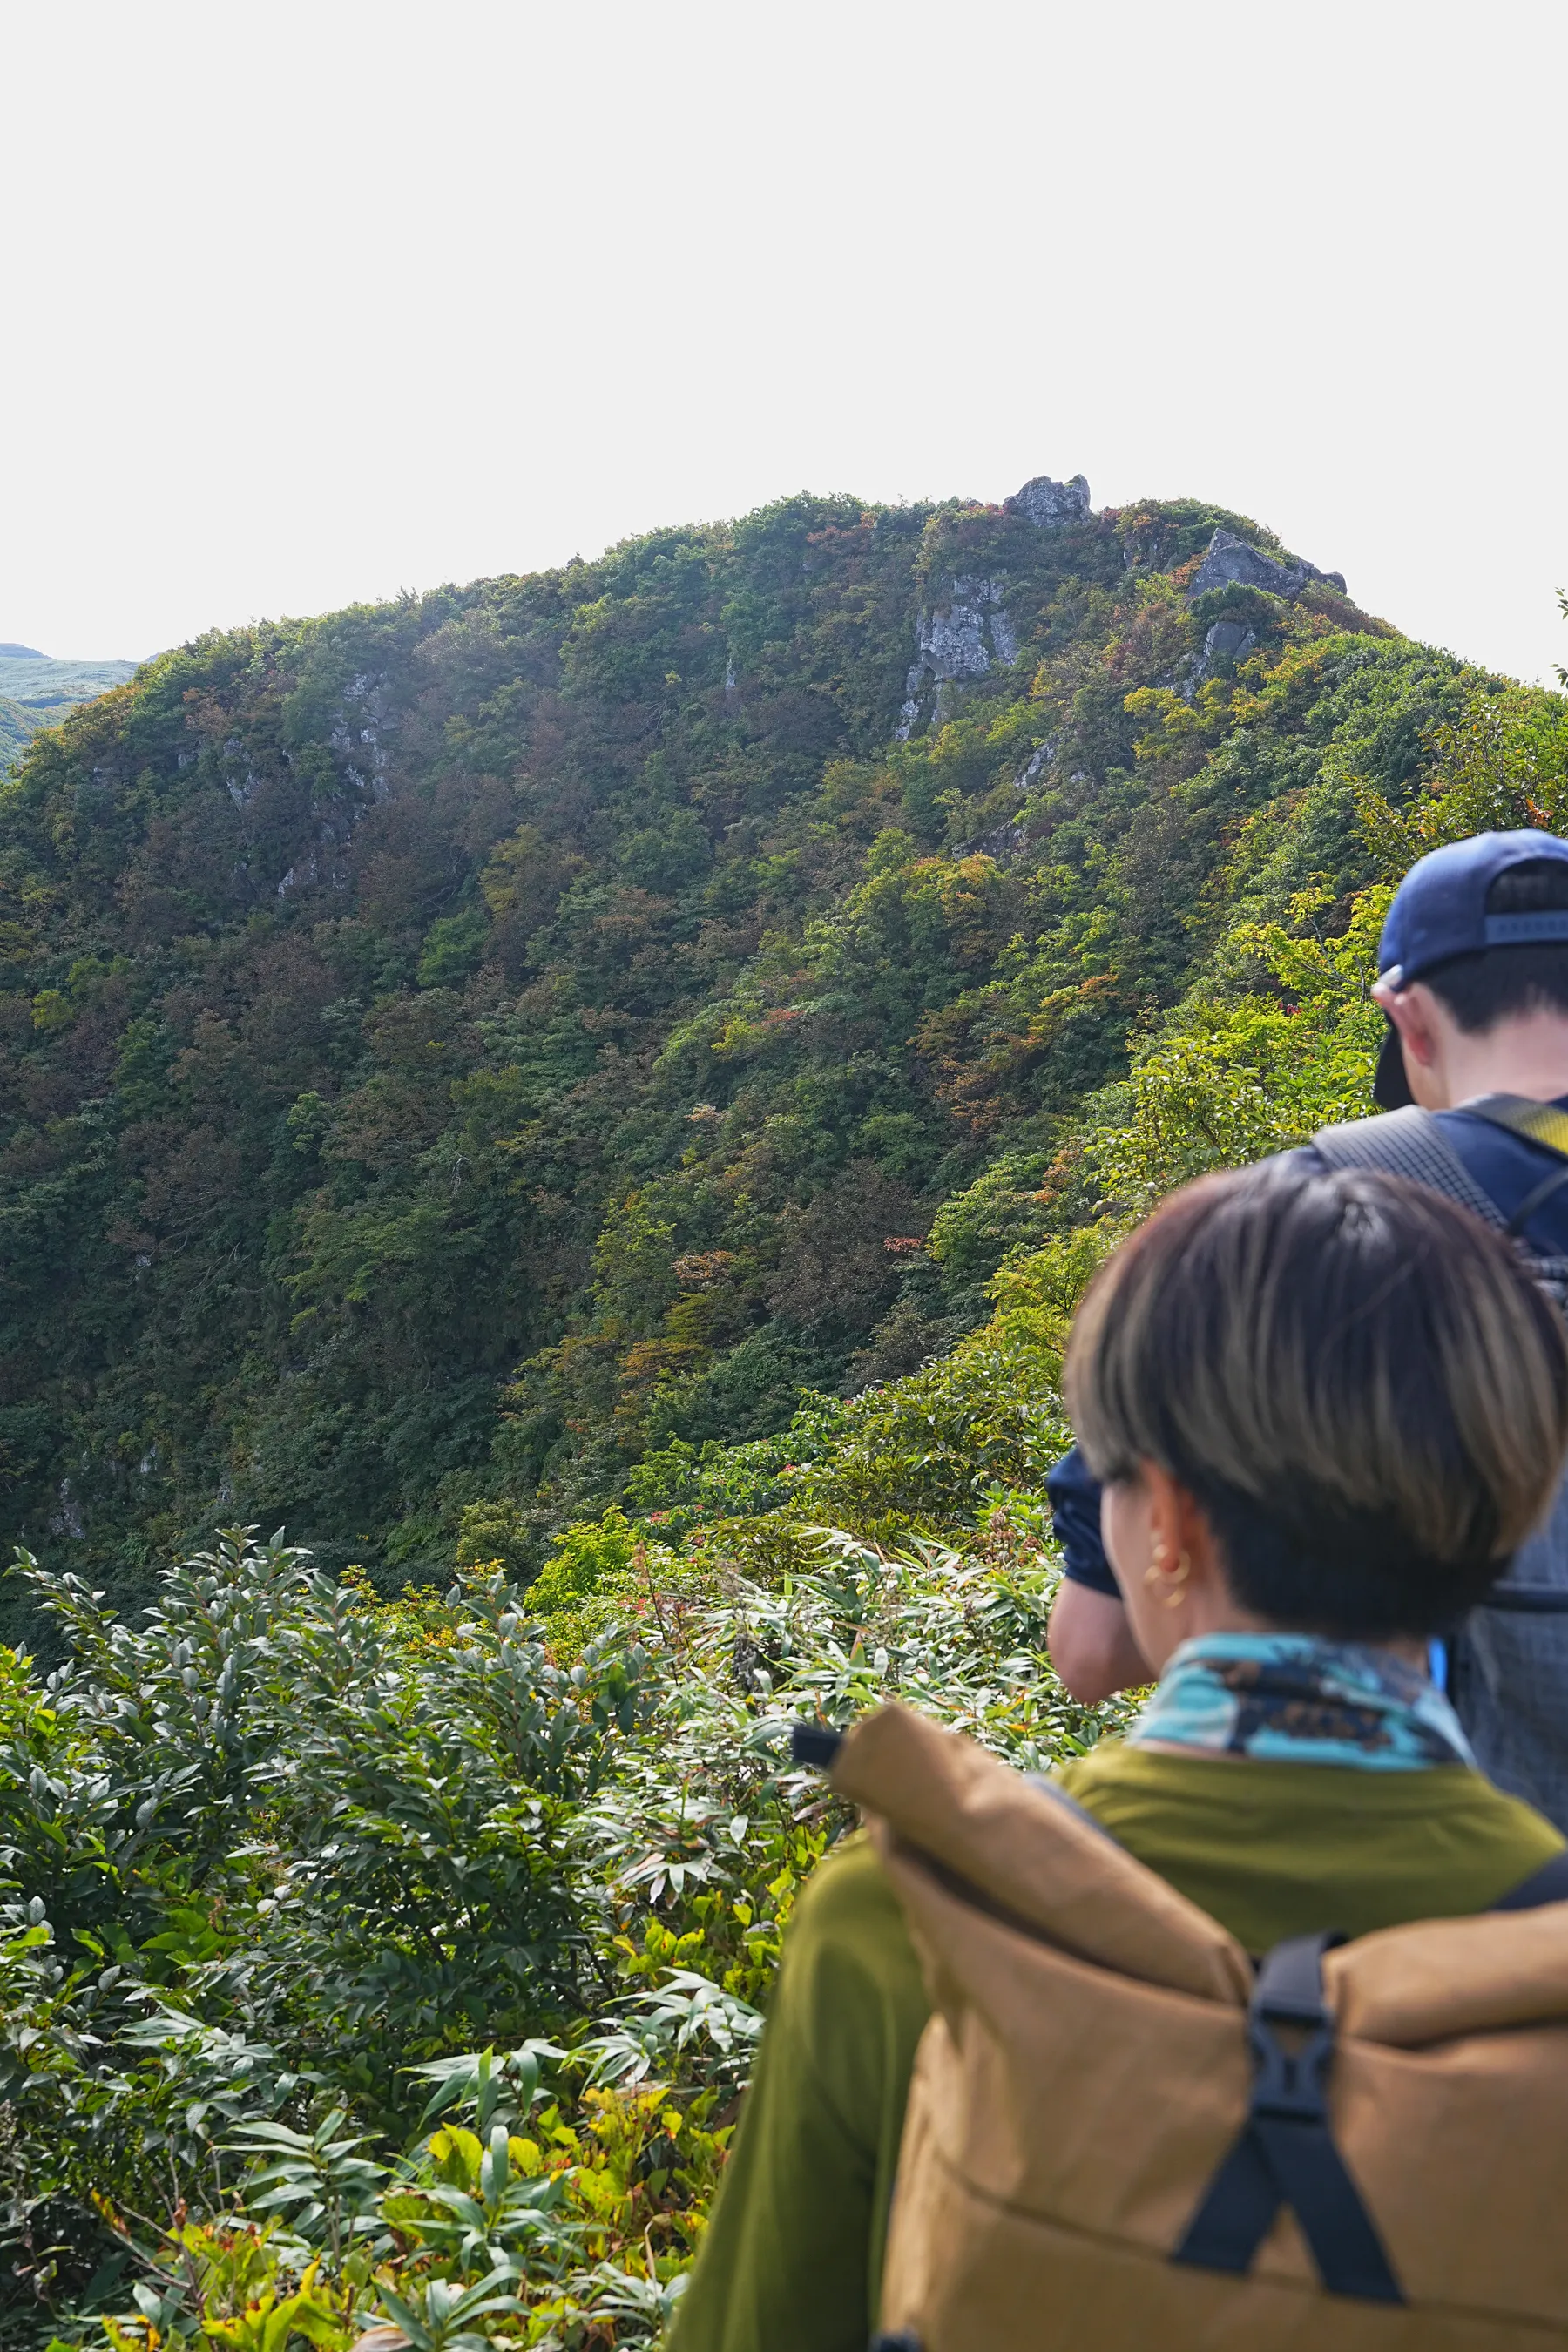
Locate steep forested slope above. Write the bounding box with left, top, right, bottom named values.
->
left=0, top=702, right=44, bottom=779
left=2, top=480, right=1558, bottom=1618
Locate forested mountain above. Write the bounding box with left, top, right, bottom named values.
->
left=7, top=481, right=1568, bottom=2349
left=3, top=479, right=1563, bottom=1625
left=0, top=646, right=139, bottom=778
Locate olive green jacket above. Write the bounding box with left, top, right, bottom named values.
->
left=669, top=1740, right=1563, bottom=2352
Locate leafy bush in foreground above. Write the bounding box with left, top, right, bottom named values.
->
left=1, top=1518, right=1126, bottom=2350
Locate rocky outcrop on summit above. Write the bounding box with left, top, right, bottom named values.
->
left=1005, top=473, right=1092, bottom=529
left=1189, top=527, right=1346, bottom=602
left=900, top=483, right=1349, bottom=740
left=895, top=471, right=1092, bottom=738
left=897, top=576, right=1021, bottom=738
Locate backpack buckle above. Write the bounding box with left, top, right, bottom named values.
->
left=1247, top=1931, right=1339, bottom=2120
left=1247, top=2007, right=1334, bottom=2123
left=1173, top=1930, right=1403, bottom=2301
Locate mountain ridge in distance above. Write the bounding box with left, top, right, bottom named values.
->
left=0, top=645, right=140, bottom=775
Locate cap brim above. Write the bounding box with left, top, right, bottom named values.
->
left=1373, top=1020, right=1412, bottom=1111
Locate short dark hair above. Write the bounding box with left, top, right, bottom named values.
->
left=1423, top=858, right=1568, bottom=1031
left=1065, top=1159, right=1568, bottom=1638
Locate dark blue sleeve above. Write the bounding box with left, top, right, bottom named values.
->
left=1436, top=1105, right=1568, bottom=1257
left=1044, top=1444, right=1119, bottom=1596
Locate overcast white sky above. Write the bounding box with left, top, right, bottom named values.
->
left=3, top=1, right=1565, bottom=685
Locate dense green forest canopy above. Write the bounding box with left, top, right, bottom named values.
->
left=3, top=481, right=1565, bottom=1630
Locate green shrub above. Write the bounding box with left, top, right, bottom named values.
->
left=0, top=1514, right=1126, bottom=2349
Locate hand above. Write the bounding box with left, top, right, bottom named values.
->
left=1046, top=1578, right=1152, bottom=1703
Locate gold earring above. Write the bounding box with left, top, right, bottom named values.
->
left=1143, top=1551, right=1191, bottom=1608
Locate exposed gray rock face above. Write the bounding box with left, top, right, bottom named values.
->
left=1179, top=616, right=1259, bottom=700
left=1006, top=473, right=1092, bottom=528
left=1203, top=618, right=1256, bottom=663
left=328, top=672, right=392, bottom=806
left=990, top=606, right=1020, bottom=666
left=1016, top=736, right=1058, bottom=790
left=1189, top=527, right=1346, bottom=602
left=896, top=575, right=1021, bottom=738
left=50, top=1478, right=85, bottom=1539
left=922, top=578, right=1006, bottom=680
left=964, top=811, right=1033, bottom=862
left=893, top=472, right=1093, bottom=737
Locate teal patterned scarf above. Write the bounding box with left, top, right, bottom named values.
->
left=1126, top=1631, right=1474, bottom=1769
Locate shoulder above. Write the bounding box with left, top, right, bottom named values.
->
left=1058, top=1740, right=1565, bottom=1936
left=1428, top=1767, right=1566, bottom=1866
left=786, top=1832, right=916, bottom=1977
left=1307, top=1107, right=1508, bottom=1225
left=1311, top=1106, right=1430, bottom=1157
left=1054, top=1737, right=1146, bottom=1815
left=771, top=1832, right=929, bottom=2119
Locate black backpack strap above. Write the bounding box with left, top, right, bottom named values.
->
left=1173, top=1932, right=1403, bottom=2303
left=789, top=1722, right=842, bottom=1769
left=1495, top=1848, right=1568, bottom=1909
left=1312, top=1106, right=1508, bottom=1229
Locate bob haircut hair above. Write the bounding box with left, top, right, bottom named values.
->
left=1065, top=1159, right=1568, bottom=1639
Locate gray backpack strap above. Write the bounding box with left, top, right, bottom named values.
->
left=1311, top=1107, right=1508, bottom=1231
left=1312, top=1112, right=1568, bottom=1835
left=1025, top=1772, right=1120, bottom=1844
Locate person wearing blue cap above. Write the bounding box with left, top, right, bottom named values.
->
left=1047, top=828, right=1568, bottom=1832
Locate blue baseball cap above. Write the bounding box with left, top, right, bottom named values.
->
left=1378, top=829, right=1568, bottom=985
left=1374, top=829, right=1568, bottom=1106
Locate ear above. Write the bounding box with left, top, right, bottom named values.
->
left=1141, top=1462, right=1186, bottom=1564
left=1371, top=978, right=1442, bottom=1072
left=1144, top=1462, right=1227, bottom=1589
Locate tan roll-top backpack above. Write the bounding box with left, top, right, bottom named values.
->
left=798, top=1701, right=1568, bottom=2351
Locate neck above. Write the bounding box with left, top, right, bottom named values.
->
left=1426, top=1012, right=1568, bottom=1111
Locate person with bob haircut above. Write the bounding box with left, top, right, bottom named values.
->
left=670, top=1159, right=1568, bottom=2352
